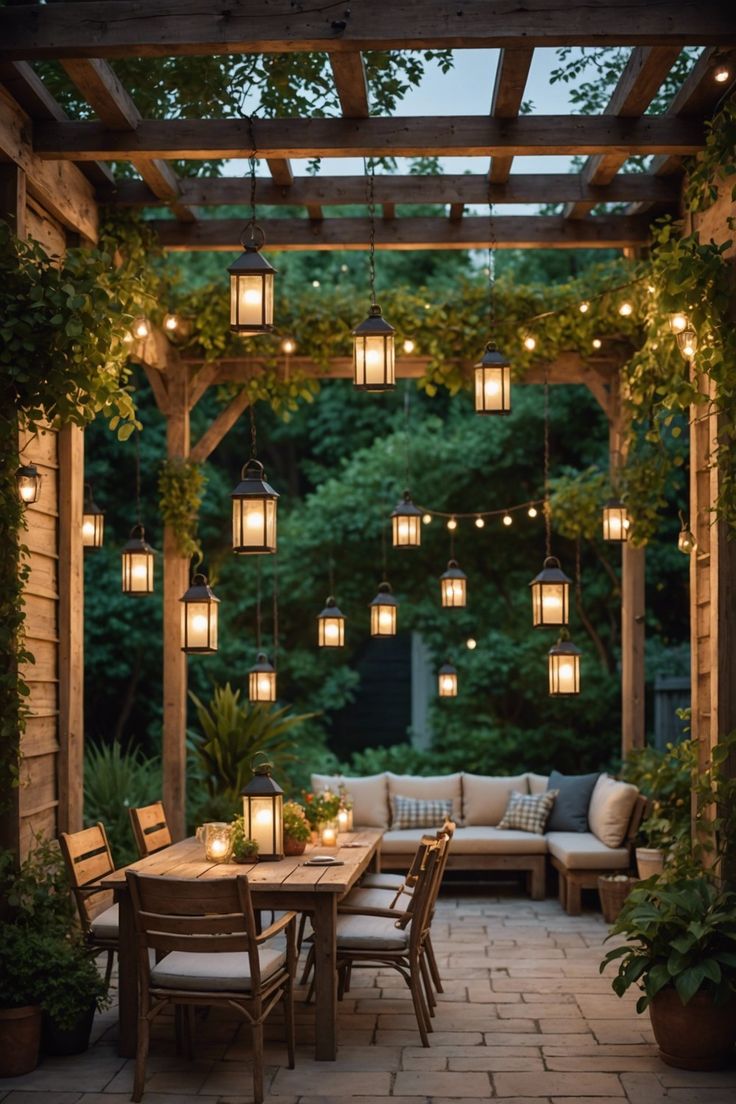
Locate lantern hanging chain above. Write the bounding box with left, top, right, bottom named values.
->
left=449, top=523, right=456, bottom=560
left=365, top=157, right=377, bottom=307
left=328, top=552, right=335, bottom=598
left=403, top=382, right=412, bottom=488
left=255, top=556, right=262, bottom=652
left=134, top=432, right=142, bottom=529
left=488, top=194, right=496, bottom=333
left=381, top=509, right=388, bottom=579
left=272, top=554, right=279, bottom=667
left=248, top=113, right=258, bottom=228
left=249, top=404, right=258, bottom=459
left=544, top=370, right=551, bottom=559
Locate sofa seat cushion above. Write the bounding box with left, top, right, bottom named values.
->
left=387, top=772, right=462, bottom=824
left=90, top=903, right=119, bottom=939
left=151, top=946, right=286, bottom=992
left=462, top=773, right=529, bottom=826
left=380, top=826, right=547, bottom=855
left=335, top=913, right=409, bottom=951
left=311, top=772, right=388, bottom=828
left=546, top=831, right=629, bottom=870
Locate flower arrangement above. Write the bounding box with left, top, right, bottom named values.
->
left=228, top=815, right=259, bottom=863
left=302, top=788, right=341, bottom=829
left=283, top=801, right=311, bottom=843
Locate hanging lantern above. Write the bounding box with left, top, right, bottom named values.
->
left=82, top=485, right=104, bottom=549
left=438, top=661, right=458, bottom=698
left=602, top=499, right=630, bottom=542
left=474, top=342, right=511, bottom=414
left=370, top=582, right=398, bottom=637
left=529, top=556, right=571, bottom=628
left=677, top=513, right=697, bottom=555
left=676, top=328, right=698, bottom=361
left=668, top=312, right=688, bottom=334
left=353, top=304, right=396, bottom=391
left=121, top=525, right=155, bottom=595
left=248, top=652, right=276, bottom=702
left=131, top=316, right=151, bottom=341
left=228, top=224, right=276, bottom=334
left=180, top=573, right=220, bottom=654
left=317, top=596, right=346, bottom=648
left=241, top=755, right=284, bottom=861
left=391, top=491, right=422, bottom=548
left=16, top=464, right=41, bottom=505
left=231, top=459, right=278, bottom=554
left=548, top=639, right=581, bottom=696
left=440, top=560, right=467, bottom=608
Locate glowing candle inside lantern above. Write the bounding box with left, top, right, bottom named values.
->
left=82, top=520, right=95, bottom=540
left=338, top=808, right=349, bottom=831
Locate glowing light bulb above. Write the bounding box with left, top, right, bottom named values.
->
left=422, top=513, right=432, bottom=525
left=340, top=263, right=349, bottom=272
left=579, top=301, right=590, bottom=314
left=82, top=520, right=95, bottom=538
left=528, top=506, right=538, bottom=518
left=378, top=610, right=393, bottom=629
left=325, top=622, right=339, bottom=641
left=133, top=317, right=150, bottom=340
left=243, top=288, right=261, bottom=306
left=257, top=677, right=272, bottom=696
left=592, top=338, right=602, bottom=350
left=619, top=301, right=633, bottom=317
left=402, top=338, right=416, bottom=354
left=19, top=483, right=36, bottom=503
left=312, top=279, right=321, bottom=288
left=441, top=676, right=454, bottom=693
left=164, top=313, right=179, bottom=332
left=484, top=378, right=501, bottom=398
left=714, top=65, right=730, bottom=83
left=669, top=312, right=688, bottom=334
left=132, top=563, right=148, bottom=580
left=466, top=638, right=477, bottom=650
left=365, top=348, right=381, bottom=367
left=192, top=614, right=209, bottom=632
left=447, top=517, right=457, bottom=531
left=255, top=807, right=272, bottom=826
left=424, top=302, right=431, bottom=310
left=502, top=514, right=512, bottom=527
left=523, top=334, right=536, bottom=351
left=281, top=337, right=297, bottom=355
left=475, top=517, right=485, bottom=529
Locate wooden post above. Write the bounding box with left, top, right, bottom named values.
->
left=162, top=356, right=189, bottom=840
left=57, top=423, right=84, bottom=833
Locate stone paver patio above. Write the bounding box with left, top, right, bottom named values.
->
left=2, top=890, right=735, bottom=1104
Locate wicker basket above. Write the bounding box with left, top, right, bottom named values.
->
left=597, top=875, right=639, bottom=924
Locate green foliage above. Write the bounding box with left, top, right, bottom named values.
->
left=622, top=742, right=695, bottom=857
left=158, top=458, right=206, bottom=560
left=283, top=800, right=311, bottom=843
left=228, top=816, right=259, bottom=863
left=37, top=940, right=109, bottom=1031
left=550, top=468, right=611, bottom=542
left=302, top=788, right=342, bottom=829
left=601, top=877, right=736, bottom=1012
left=84, top=740, right=162, bottom=866
left=684, top=99, right=736, bottom=213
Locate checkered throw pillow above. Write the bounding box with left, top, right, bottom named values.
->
left=391, top=794, right=454, bottom=830
left=497, top=789, right=558, bottom=834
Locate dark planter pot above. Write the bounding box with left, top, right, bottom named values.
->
left=41, top=1002, right=96, bottom=1057
left=649, top=988, right=736, bottom=1070
left=0, top=1005, right=42, bottom=1077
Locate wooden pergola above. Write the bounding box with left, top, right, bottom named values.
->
left=2, top=1, right=735, bottom=849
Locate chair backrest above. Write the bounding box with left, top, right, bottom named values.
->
left=129, top=801, right=172, bottom=858
left=434, top=820, right=455, bottom=890
left=126, top=873, right=264, bottom=990
left=404, top=832, right=443, bottom=889
left=59, top=823, right=115, bottom=931
left=402, top=840, right=443, bottom=957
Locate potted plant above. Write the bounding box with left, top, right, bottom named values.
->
left=283, top=801, right=311, bottom=856
left=622, top=740, right=695, bottom=878
left=601, top=876, right=736, bottom=1069
left=302, top=789, right=341, bottom=842
left=40, top=940, right=108, bottom=1056
left=229, top=815, right=259, bottom=863
left=0, top=924, right=47, bottom=1076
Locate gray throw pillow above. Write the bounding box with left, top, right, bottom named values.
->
left=545, top=770, right=600, bottom=833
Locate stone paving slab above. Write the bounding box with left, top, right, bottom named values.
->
left=2, top=891, right=736, bottom=1103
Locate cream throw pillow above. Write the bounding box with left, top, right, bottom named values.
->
left=310, top=772, right=389, bottom=829
left=588, top=774, right=639, bottom=848
left=462, top=773, right=529, bottom=826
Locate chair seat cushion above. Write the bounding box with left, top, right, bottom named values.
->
left=89, top=903, right=119, bottom=939
left=361, top=872, right=405, bottom=890
left=546, top=831, right=629, bottom=870
left=150, top=947, right=286, bottom=992
left=380, top=826, right=547, bottom=855
left=343, top=887, right=413, bottom=912
left=335, top=913, right=410, bottom=951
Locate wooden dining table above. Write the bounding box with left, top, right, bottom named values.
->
left=101, top=827, right=383, bottom=1062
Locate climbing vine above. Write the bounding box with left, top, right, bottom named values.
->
left=158, top=459, right=206, bottom=561
left=684, top=98, right=736, bottom=213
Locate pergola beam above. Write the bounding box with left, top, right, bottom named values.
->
left=31, top=115, right=705, bottom=161
left=488, top=47, right=534, bottom=184
left=151, top=214, right=653, bottom=251
left=3, top=1, right=734, bottom=59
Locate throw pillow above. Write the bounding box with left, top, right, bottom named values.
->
left=588, top=774, right=640, bottom=848
left=497, top=790, right=558, bottom=835
left=545, top=770, right=600, bottom=833
left=391, top=794, right=454, bottom=830
left=311, top=772, right=389, bottom=828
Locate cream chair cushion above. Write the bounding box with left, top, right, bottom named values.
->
left=151, top=947, right=286, bottom=991
left=527, top=772, right=550, bottom=795
left=89, top=903, right=119, bottom=939
left=361, top=872, right=405, bottom=891
left=462, top=773, right=529, bottom=825
left=311, top=772, right=389, bottom=828
left=387, top=772, right=462, bottom=824
left=588, top=774, right=640, bottom=848
left=335, top=913, right=410, bottom=951
left=344, top=887, right=413, bottom=912
left=546, top=831, right=629, bottom=870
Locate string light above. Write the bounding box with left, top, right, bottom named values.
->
left=592, top=338, right=602, bottom=350
left=579, top=301, right=590, bottom=314
left=280, top=337, right=297, bottom=355
left=475, top=517, right=485, bottom=529
left=422, top=513, right=432, bottom=525
left=163, top=311, right=180, bottom=333
left=668, top=312, right=688, bottom=334
left=527, top=506, right=538, bottom=518
left=466, top=638, right=477, bottom=650
left=132, top=317, right=151, bottom=340
left=714, top=65, right=730, bottom=83
left=402, top=338, right=416, bottom=354
left=523, top=334, right=536, bottom=351
left=312, top=279, right=321, bottom=288
left=447, top=517, right=458, bottom=531
left=618, top=301, right=633, bottom=317
left=502, top=514, right=513, bottom=527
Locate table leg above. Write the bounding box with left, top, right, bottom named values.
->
left=117, top=889, right=137, bottom=1058
left=311, top=894, right=337, bottom=1061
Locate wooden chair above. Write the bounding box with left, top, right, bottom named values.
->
left=59, top=823, right=118, bottom=985
left=129, top=802, right=172, bottom=859
left=126, top=872, right=297, bottom=1104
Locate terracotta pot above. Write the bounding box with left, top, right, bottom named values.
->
left=649, top=988, right=736, bottom=1070
left=0, top=1005, right=42, bottom=1077
left=636, top=847, right=665, bottom=879
left=283, top=835, right=307, bottom=856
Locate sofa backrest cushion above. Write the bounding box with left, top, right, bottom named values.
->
left=527, top=772, right=549, bottom=795
left=391, top=795, right=454, bottom=830
left=545, top=770, right=600, bottom=832
left=588, top=773, right=640, bottom=848
left=387, top=772, right=463, bottom=824
left=310, top=772, right=389, bottom=828
left=462, top=773, right=529, bottom=826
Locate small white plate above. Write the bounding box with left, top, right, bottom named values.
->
left=305, top=855, right=343, bottom=866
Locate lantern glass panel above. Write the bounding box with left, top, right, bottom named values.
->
left=232, top=496, right=277, bottom=553
left=531, top=581, right=568, bottom=627
left=392, top=513, right=421, bottom=548
left=548, top=647, right=581, bottom=696
left=474, top=364, right=511, bottom=414
left=602, top=503, right=630, bottom=542
left=438, top=671, right=458, bottom=697
left=318, top=615, right=344, bottom=647
left=182, top=600, right=218, bottom=653
left=371, top=602, right=396, bottom=637
left=441, top=577, right=466, bottom=608
left=122, top=547, right=154, bottom=594
left=243, top=794, right=283, bottom=860
left=230, top=272, right=274, bottom=331
left=82, top=512, right=104, bottom=548
left=354, top=333, right=395, bottom=390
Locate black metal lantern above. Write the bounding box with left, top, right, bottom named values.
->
left=391, top=491, right=422, bottom=548
left=317, top=597, right=346, bottom=648
left=602, top=499, right=630, bottom=542
left=370, top=582, right=398, bottom=637
left=248, top=652, right=276, bottom=702
left=676, top=328, right=698, bottom=361
left=82, top=485, right=104, bottom=549
left=440, top=560, right=467, bottom=608
left=16, top=464, right=41, bottom=505
left=121, top=524, right=155, bottom=595
left=241, top=755, right=284, bottom=861
left=231, top=459, right=278, bottom=554
left=228, top=224, right=276, bottom=334
left=529, top=556, right=571, bottom=628
left=438, top=661, right=458, bottom=697
left=180, top=573, right=220, bottom=654
left=353, top=305, right=396, bottom=391
left=548, top=639, right=581, bottom=696
left=474, top=341, right=511, bottom=414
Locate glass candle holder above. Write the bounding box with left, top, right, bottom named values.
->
left=337, top=806, right=353, bottom=832
left=320, top=823, right=338, bottom=848
left=197, top=821, right=233, bottom=863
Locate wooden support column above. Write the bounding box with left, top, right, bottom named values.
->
left=57, top=423, right=84, bottom=832
left=162, top=356, right=189, bottom=840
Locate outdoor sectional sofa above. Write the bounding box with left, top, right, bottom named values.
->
left=312, top=770, right=646, bottom=915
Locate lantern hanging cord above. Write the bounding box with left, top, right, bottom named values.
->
left=134, top=432, right=142, bottom=527
left=449, top=523, right=455, bottom=560
left=248, top=114, right=258, bottom=225
left=272, top=554, right=279, bottom=666
left=365, top=157, right=377, bottom=306
left=575, top=537, right=583, bottom=611
left=328, top=552, right=335, bottom=597
left=544, top=369, right=552, bottom=559
left=403, top=382, right=412, bottom=488
left=381, top=509, right=388, bottom=577
left=487, top=193, right=496, bottom=331
left=249, top=404, right=257, bottom=459
left=255, top=556, right=262, bottom=652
